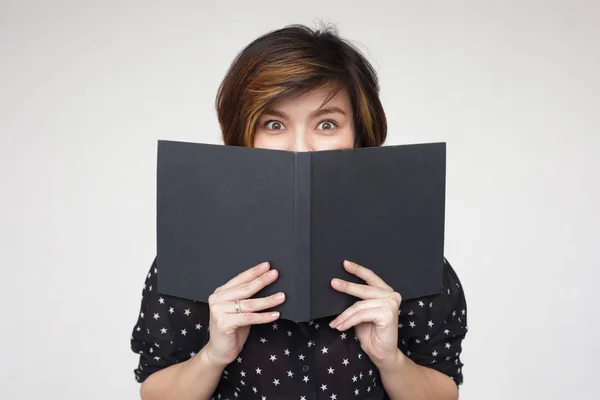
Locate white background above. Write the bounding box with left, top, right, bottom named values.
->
left=1, top=0, right=599, bottom=399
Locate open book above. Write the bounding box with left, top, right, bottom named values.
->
left=155, top=140, right=446, bottom=322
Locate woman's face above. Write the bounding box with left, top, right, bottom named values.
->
left=253, top=87, right=355, bottom=151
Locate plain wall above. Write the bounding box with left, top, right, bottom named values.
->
left=1, top=0, right=599, bottom=399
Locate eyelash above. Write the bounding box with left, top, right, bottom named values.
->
left=264, top=120, right=338, bottom=131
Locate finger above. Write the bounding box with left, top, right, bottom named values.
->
left=343, top=260, right=391, bottom=289
left=228, top=311, right=281, bottom=328
left=215, top=292, right=286, bottom=314
left=334, top=307, right=396, bottom=331
left=220, top=268, right=279, bottom=301
left=331, top=278, right=392, bottom=300
left=329, top=298, right=391, bottom=328
left=217, top=262, right=270, bottom=292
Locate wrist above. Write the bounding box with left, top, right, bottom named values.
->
left=196, top=343, right=230, bottom=371
left=376, top=348, right=407, bottom=375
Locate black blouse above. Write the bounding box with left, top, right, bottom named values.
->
left=130, top=258, right=468, bottom=399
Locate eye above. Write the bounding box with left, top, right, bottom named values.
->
left=317, top=120, right=337, bottom=130
left=265, top=120, right=285, bottom=130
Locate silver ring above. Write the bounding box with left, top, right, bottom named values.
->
left=234, top=299, right=243, bottom=313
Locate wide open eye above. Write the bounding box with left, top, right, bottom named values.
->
left=316, top=120, right=337, bottom=131
left=265, top=120, right=286, bottom=130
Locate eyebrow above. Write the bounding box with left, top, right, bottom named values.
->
left=261, top=106, right=348, bottom=119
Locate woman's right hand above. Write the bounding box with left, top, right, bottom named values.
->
left=202, top=261, right=284, bottom=367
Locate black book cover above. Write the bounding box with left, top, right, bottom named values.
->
left=156, top=140, right=446, bottom=322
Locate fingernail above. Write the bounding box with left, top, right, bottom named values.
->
left=276, top=292, right=285, bottom=300
left=332, top=278, right=341, bottom=287
left=271, top=312, right=280, bottom=318
left=268, top=269, right=277, bottom=277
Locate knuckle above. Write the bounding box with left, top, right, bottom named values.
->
left=390, top=291, right=402, bottom=304
left=208, top=293, right=218, bottom=305
left=242, top=299, right=254, bottom=312
left=242, top=312, right=254, bottom=325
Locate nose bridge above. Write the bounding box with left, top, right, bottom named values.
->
left=292, top=123, right=311, bottom=152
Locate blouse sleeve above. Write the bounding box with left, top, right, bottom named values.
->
left=130, top=257, right=211, bottom=383
left=396, top=258, right=468, bottom=386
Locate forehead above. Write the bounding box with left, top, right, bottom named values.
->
left=269, top=86, right=352, bottom=111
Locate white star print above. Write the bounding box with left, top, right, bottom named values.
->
left=131, top=258, right=467, bottom=394
left=301, top=396, right=306, bottom=400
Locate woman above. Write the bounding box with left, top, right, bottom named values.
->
left=131, top=24, right=468, bottom=400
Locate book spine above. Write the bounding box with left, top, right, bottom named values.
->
left=294, top=152, right=311, bottom=322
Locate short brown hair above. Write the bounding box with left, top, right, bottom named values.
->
left=215, top=24, right=387, bottom=148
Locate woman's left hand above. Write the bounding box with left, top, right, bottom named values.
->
left=329, top=260, right=402, bottom=369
